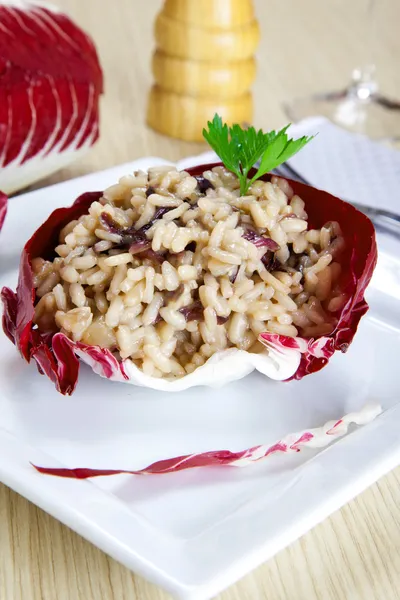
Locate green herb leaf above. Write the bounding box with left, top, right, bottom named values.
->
left=250, top=128, right=313, bottom=185
left=202, top=114, right=239, bottom=177
left=203, top=115, right=314, bottom=195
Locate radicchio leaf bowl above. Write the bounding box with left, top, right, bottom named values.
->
left=1, top=164, right=377, bottom=395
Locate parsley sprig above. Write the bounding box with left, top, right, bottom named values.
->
left=203, top=114, right=314, bottom=196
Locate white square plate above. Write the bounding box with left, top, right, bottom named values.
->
left=1, top=154, right=400, bottom=600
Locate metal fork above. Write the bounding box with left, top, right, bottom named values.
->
left=272, top=162, right=400, bottom=234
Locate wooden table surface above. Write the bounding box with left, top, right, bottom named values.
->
left=1, top=1, right=400, bottom=599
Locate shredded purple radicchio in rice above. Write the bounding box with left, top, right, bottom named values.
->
left=99, top=209, right=174, bottom=259
left=99, top=212, right=123, bottom=235
left=99, top=213, right=145, bottom=248
left=230, top=266, right=239, bottom=283
left=164, top=284, right=185, bottom=302
left=242, top=229, right=279, bottom=250
left=242, top=229, right=280, bottom=272
left=138, top=248, right=165, bottom=263
left=179, top=301, right=203, bottom=321
left=216, top=315, right=229, bottom=325
left=100, top=208, right=172, bottom=238
left=140, top=207, right=172, bottom=232
left=129, top=237, right=152, bottom=255
left=145, top=186, right=156, bottom=197
left=262, top=251, right=280, bottom=272
left=153, top=312, right=163, bottom=325
left=178, top=302, right=228, bottom=325
left=281, top=213, right=298, bottom=220
left=185, top=241, right=196, bottom=252
left=195, top=175, right=214, bottom=193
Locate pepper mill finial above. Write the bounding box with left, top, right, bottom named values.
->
left=147, top=0, right=259, bottom=142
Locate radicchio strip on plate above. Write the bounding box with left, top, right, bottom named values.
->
left=1, top=164, right=377, bottom=394
left=0, top=0, right=103, bottom=195
left=32, top=403, right=382, bottom=478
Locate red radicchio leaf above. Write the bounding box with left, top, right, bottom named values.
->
left=0, top=191, right=7, bottom=232
left=1, top=191, right=104, bottom=393
left=1, top=163, right=377, bottom=394
left=32, top=403, right=381, bottom=478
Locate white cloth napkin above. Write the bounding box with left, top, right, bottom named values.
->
left=287, top=117, right=400, bottom=213
left=178, top=117, right=400, bottom=213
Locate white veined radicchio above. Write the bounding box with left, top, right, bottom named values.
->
left=0, top=0, right=103, bottom=195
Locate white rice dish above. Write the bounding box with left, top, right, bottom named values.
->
left=32, top=165, right=346, bottom=381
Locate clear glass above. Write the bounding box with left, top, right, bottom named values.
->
left=284, top=0, right=400, bottom=141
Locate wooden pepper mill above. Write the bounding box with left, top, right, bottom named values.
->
left=147, top=0, right=259, bottom=142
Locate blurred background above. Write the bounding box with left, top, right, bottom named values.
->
left=35, top=0, right=400, bottom=183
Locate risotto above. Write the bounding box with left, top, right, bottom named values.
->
left=32, top=165, right=346, bottom=380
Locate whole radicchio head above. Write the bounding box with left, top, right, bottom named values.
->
left=0, top=1, right=103, bottom=195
